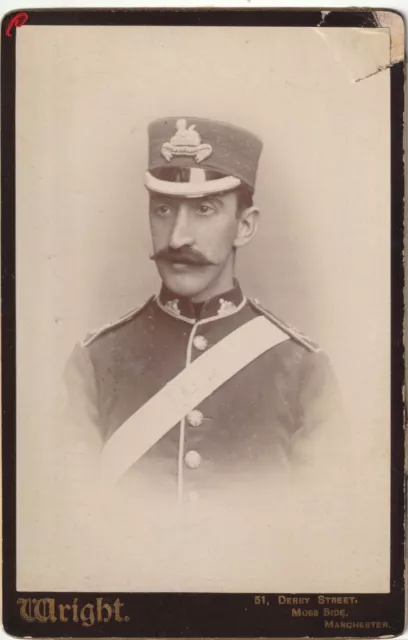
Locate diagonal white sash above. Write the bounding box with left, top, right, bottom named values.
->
left=101, top=315, right=289, bottom=485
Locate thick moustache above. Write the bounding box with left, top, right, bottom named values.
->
left=151, top=248, right=212, bottom=266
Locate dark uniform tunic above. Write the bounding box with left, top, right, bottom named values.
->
left=67, top=281, right=341, bottom=509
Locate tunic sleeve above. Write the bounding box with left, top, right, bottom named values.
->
left=64, top=342, right=103, bottom=439
left=290, top=349, right=346, bottom=472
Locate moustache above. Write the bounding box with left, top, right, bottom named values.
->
left=150, top=247, right=214, bottom=266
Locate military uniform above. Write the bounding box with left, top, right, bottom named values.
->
left=67, top=281, right=340, bottom=505
left=66, top=116, right=341, bottom=508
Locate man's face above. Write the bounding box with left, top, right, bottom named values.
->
left=149, top=191, right=241, bottom=301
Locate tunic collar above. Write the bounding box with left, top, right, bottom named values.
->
left=157, top=280, right=246, bottom=323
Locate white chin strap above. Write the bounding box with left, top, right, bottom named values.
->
left=144, top=170, right=241, bottom=197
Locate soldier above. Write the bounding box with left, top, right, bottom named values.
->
left=66, top=116, right=341, bottom=510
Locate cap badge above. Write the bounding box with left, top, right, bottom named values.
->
left=161, top=119, right=212, bottom=164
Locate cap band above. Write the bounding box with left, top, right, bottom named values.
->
left=144, top=170, right=241, bottom=198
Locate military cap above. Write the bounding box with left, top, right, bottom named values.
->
left=144, top=117, right=263, bottom=198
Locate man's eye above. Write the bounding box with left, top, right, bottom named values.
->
left=196, top=204, right=215, bottom=216
left=154, top=205, right=172, bottom=217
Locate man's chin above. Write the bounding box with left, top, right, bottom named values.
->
left=158, top=265, right=214, bottom=300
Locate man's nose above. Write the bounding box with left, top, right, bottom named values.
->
left=168, top=204, right=194, bottom=249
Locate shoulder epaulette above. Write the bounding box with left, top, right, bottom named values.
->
left=81, top=295, right=155, bottom=348
left=248, top=298, right=321, bottom=353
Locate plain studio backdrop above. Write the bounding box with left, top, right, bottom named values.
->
left=16, top=25, right=390, bottom=592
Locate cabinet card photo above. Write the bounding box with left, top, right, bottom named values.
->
left=2, top=8, right=405, bottom=638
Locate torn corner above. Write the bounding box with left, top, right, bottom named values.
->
left=314, top=27, right=393, bottom=83
left=375, top=11, right=405, bottom=64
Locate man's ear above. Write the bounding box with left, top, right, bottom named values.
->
left=233, top=206, right=260, bottom=248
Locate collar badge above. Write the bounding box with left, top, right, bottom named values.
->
left=165, top=299, right=181, bottom=315
left=217, top=298, right=237, bottom=316
left=161, top=119, right=212, bottom=164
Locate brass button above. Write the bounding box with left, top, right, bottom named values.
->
left=193, top=335, right=208, bottom=351
left=184, top=450, right=201, bottom=469
left=187, top=409, right=204, bottom=427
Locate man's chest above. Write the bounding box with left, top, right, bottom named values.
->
left=82, top=301, right=331, bottom=503
left=93, top=318, right=301, bottom=471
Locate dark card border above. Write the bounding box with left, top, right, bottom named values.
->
left=1, top=8, right=405, bottom=638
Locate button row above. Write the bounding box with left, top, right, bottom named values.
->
left=183, top=331, right=207, bottom=482
left=185, top=410, right=203, bottom=469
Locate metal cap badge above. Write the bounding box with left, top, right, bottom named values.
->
left=161, top=119, right=213, bottom=164
left=144, top=117, right=263, bottom=198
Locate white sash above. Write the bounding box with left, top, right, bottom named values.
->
left=101, top=315, right=289, bottom=485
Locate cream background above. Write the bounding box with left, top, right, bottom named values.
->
left=16, top=25, right=391, bottom=592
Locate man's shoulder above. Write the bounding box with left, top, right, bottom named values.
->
left=247, top=298, right=321, bottom=354
left=81, top=295, right=156, bottom=350
left=247, top=299, right=338, bottom=405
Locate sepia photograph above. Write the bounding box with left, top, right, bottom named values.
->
left=2, top=9, right=405, bottom=636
